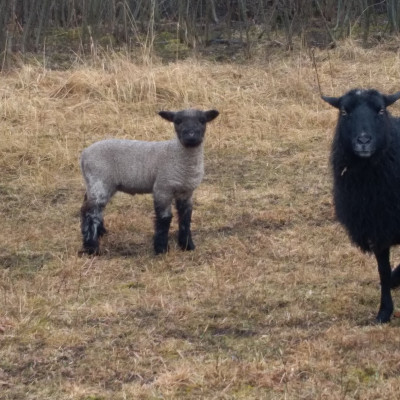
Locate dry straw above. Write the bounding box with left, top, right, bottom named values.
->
left=2, top=42, right=400, bottom=399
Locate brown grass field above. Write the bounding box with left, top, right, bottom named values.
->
left=2, top=41, right=400, bottom=399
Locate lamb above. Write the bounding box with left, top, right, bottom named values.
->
left=79, top=108, right=219, bottom=255
left=322, top=88, right=400, bottom=323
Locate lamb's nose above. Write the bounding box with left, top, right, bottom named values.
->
left=357, top=132, right=371, bottom=144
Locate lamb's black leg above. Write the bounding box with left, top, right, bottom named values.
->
left=175, top=198, right=195, bottom=251
left=153, top=200, right=172, bottom=255
left=375, top=248, right=394, bottom=323
left=80, top=196, right=106, bottom=255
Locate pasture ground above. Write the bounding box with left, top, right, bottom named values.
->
left=2, top=41, right=400, bottom=399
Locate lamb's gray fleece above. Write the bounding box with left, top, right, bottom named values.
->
left=81, top=138, right=204, bottom=209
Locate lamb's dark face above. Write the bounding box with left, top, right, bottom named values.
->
left=323, top=89, right=400, bottom=158
left=158, top=109, right=219, bottom=148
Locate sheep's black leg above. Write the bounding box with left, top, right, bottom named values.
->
left=153, top=200, right=172, bottom=255
left=175, top=198, right=195, bottom=251
left=80, top=196, right=106, bottom=255
left=375, top=248, right=394, bottom=323
left=391, top=264, right=400, bottom=288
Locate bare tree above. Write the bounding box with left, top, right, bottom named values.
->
left=387, top=0, right=400, bottom=33
left=0, top=0, right=398, bottom=69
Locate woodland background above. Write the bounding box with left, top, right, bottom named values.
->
left=2, top=0, right=400, bottom=65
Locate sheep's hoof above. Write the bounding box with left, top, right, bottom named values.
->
left=376, top=309, right=392, bottom=324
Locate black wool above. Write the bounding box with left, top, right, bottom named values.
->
left=323, top=88, right=400, bottom=323
left=332, top=120, right=400, bottom=253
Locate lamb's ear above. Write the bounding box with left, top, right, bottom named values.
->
left=383, top=92, right=400, bottom=107
left=205, top=109, right=219, bottom=122
left=321, top=95, right=341, bottom=109
left=158, top=111, right=175, bottom=122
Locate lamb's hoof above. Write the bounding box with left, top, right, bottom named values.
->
left=178, top=235, right=195, bottom=251
left=154, top=244, right=169, bottom=255
left=79, top=243, right=100, bottom=256
left=376, top=309, right=392, bottom=324
left=180, top=241, right=195, bottom=251
left=155, top=248, right=168, bottom=255
left=391, top=264, right=400, bottom=289
left=154, top=233, right=169, bottom=255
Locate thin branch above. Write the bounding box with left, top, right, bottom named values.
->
left=311, top=49, right=322, bottom=97
left=350, top=0, right=386, bottom=34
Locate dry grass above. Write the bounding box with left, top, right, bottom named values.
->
left=3, top=41, right=400, bottom=399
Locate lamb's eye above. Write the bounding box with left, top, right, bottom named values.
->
left=340, top=108, right=348, bottom=116
left=175, top=118, right=182, bottom=125
left=199, top=118, right=206, bottom=124
left=378, top=108, right=385, bottom=115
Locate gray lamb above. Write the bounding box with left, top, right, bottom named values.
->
left=79, top=108, right=219, bottom=255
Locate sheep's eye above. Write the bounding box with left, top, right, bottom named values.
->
left=175, top=118, right=182, bottom=125
left=199, top=117, right=206, bottom=124
left=340, top=108, right=348, bottom=116
left=378, top=108, right=385, bottom=115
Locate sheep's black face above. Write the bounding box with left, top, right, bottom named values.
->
left=158, top=109, right=219, bottom=148
left=339, top=91, right=386, bottom=158
left=323, top=89, right=400, bottom=159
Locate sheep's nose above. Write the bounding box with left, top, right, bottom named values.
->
left=357, top=132, right=372, bottom=144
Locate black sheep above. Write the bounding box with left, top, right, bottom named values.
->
left=322, top=88, right=400, bottom=323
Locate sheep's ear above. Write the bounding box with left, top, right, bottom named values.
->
left=383, top=92, right=400, bottom=107
left=321, top=95, right=341, bottom=109
left=205, top=109, right=219, bottom=122
left=158, top=111, right=175, bottom=122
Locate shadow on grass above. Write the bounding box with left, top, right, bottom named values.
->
left=93, top=236, right=150, bottom=258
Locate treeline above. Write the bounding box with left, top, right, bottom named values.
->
left=1, top=1, right=399, bottom=56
